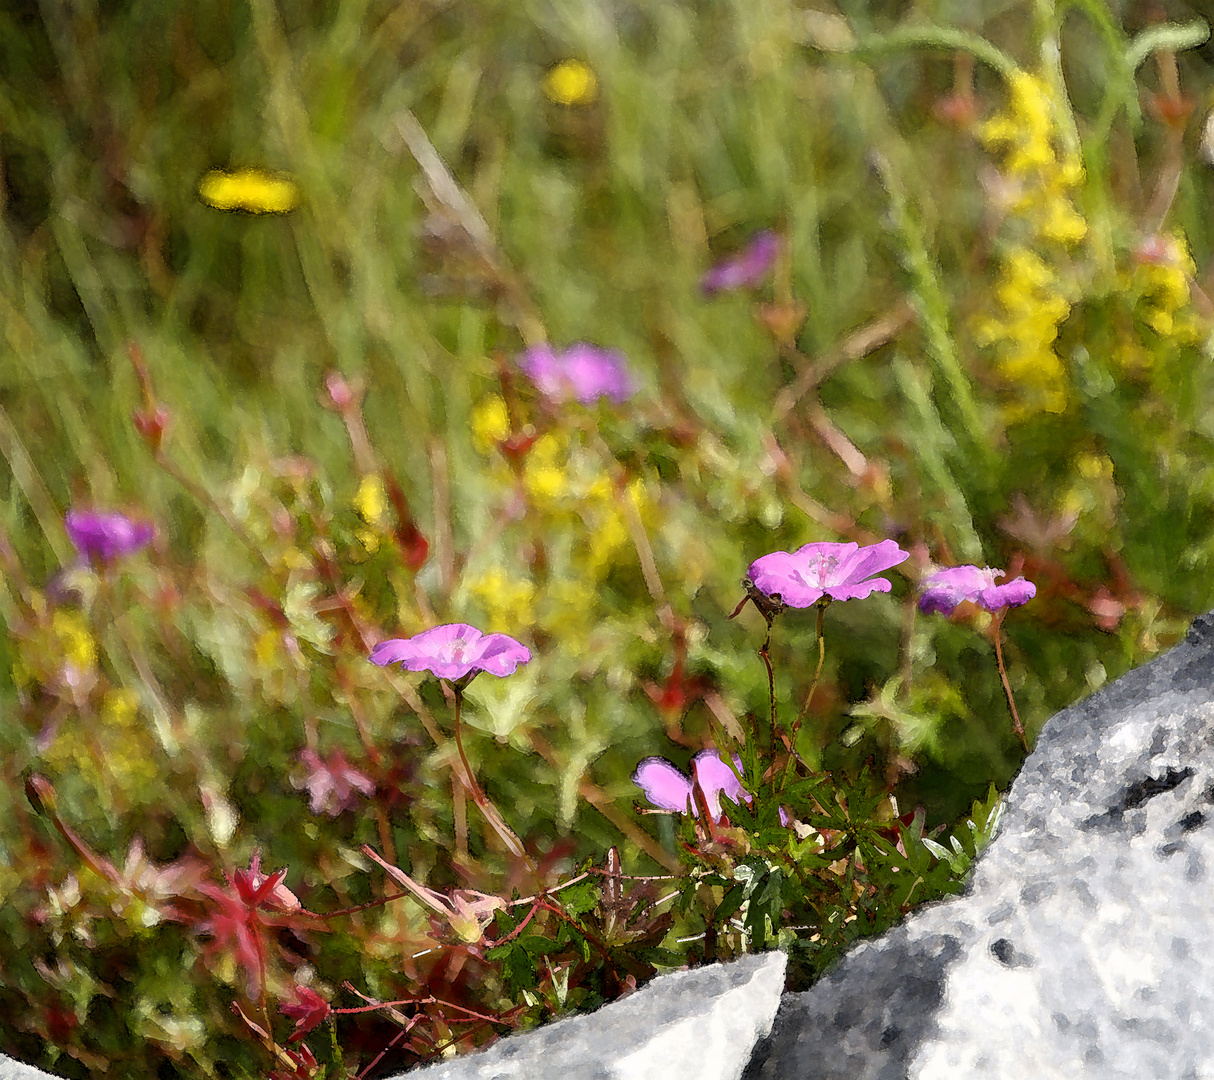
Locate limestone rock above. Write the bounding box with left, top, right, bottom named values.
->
left=745, top=609, right=1214, bottom=1079
left=398, top=949, right=787, bottom=1080
left=0, top=1055, right=60, bottom=1080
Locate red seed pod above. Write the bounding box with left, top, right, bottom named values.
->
left=132, top=405, right=170, bottom=452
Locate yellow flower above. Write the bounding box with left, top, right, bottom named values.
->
left=543, top=60, right=599, bottom=107
left=354, top=475, right=387, bottom=528
left=523, top=434, right=572, bottom=506
left=198, top=168, right=300, bottom=214
left=471, top=395, right=511, bottom=456
left=1116, top=232, right=1207, bottom=358
left=465, top=567, right=537, bottom=628
left=975, top=70, right=1087, bottom=419
left=587, top=510, right=629, bottom=575
left=53, top=610, right=97, bottom=673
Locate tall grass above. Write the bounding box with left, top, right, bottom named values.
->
left=2, top=0, right=1213, bottom=1075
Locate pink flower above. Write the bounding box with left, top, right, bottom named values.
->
left=700, top=231, right=779, bottom=295
left=197, top=853, right=300, bottom=998
left=229, top=852, right=300, bottom=912
left=748, top=540, right=910, bottom=608
left=518, top=343, right=634, bottom=405
left=280, top=985, right=332, bottom=1042
left=297, top=749, right=375, bottom=816
left=64, top=510, right=153, bottom=563
left=918, top=565, right=1036, bottom=615
left=633, top=750, right=749, bottom=823
left=369, top=623, right=531, bottom=682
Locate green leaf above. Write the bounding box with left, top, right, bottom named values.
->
left=714, top=884, right=747, bottom=924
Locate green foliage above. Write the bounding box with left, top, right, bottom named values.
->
left=1, top=0, right=1213, bottom=1076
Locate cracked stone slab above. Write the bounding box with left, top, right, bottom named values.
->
left=398, top=949, right=787, bottom=1080
left=745, top=609, right=1214, bottom=1080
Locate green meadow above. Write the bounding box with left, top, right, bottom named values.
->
left=2, top=1, right=1213, bottom=1076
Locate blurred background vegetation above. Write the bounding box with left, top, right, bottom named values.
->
left=3, top=0, right=1214, bottom=1075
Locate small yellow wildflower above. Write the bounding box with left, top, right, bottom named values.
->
left=42, top=688, right=159, bottom=800
left=465, top=567, right=537, bottom=628
left=53, top=610, right=97, bottom=674
left=352, top=474, right=389, bottom=554
left=471, top=395, right=511, bottom=456
left=354, top=475, right=388, bottom=528
left=523, top=434, right=573, bottom=506
left=198, top=168, right=300, bottom=214
left=1123, top=233, right=1203, bottom=350
left=254, top=629, right=281, bottom=670
left=543, top=60, right=599, bottom=106
left=587, top=509, right=629, bottom=575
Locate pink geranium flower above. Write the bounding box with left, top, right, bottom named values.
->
left=700, top=231, right=779, bottom=295
left=748, top=540, right=910, bottom=608
left=918, top=565, right=1036, bottom=615
left=64, top=510, right=154, bottom=563
left=633, top=750, right=749, bottom=822
left=518, top=343, right=634, bottom=405
left=369, top=623, right=531, bottom=682
left=297, top=749, right=375, bottom=816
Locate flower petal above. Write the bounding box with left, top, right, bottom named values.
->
left=369, top=624, right=530, bottom=681
left=691, top=751, right=749, bottom=822
left=65, top=510, right=154, bottom=563
left=980, top=576, right=1036, bottom=611
left=701, top=231, right=780, bottom=295
left=632, top=757, right=693, bottom=814
left=748, top=550, right=823, bottom=607
left=468, top=632, right=533, bottom=676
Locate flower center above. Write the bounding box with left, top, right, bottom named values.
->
left=808, top=554, right=838, bottom=587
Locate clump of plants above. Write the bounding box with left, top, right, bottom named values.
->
left=2, top=1, right=1213, bottom=1078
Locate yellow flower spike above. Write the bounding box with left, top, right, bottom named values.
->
left=354, top=475, right=388, bottom=529
left=198, top=168, right=300, bottom=214
left=543, top=59, right=599, bottom=106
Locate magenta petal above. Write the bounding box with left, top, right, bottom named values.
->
left=65, top=509, right=154, bottom=563
left=791, top=540, right=909, bottom=599
left=369, top=639, right=420, bottom=667
left=691, top=751, right=749, bottom=821
left=919, top=566, right=998, bottom=614
left=369, top=624, right=530, bottom=681
left=701, top=231, right=780, bottom=295
left=633, top=758, right=693, bottom=814
left=918, top=566, right=1034, bottom=615
left=468, top=633, right=533, bottom=676
left=748, top=550, right=822, bottom=608
left=980, top=577, right=1036, bottom=611
left=750, top=539, right=909, bottom=607
left=519, top=343, right=635, bottom=406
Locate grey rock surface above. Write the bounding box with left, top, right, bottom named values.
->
left=398, top=949, right=787, bottom=1080
left=745, top=609, right=1214, bottom=1079
left=0, top=1054, right=60, bottom=1080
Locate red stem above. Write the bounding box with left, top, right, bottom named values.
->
left=992, top=612, right=1029, bottom=752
